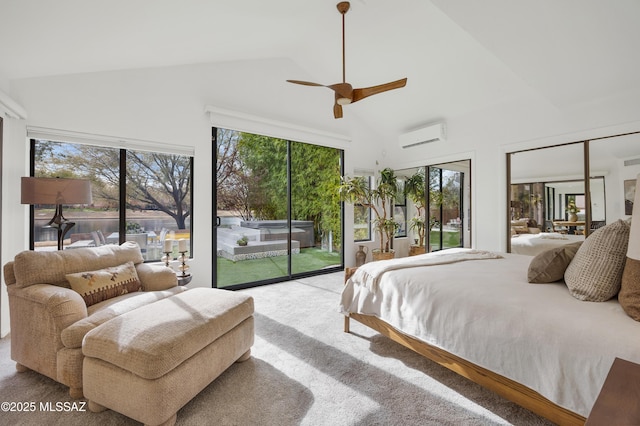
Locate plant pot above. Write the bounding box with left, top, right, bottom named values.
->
left=409, top=245, right=426, bottom=256
left=372, top=250, right=395, bottom=261
left=568, top=213, right=578, bottom=222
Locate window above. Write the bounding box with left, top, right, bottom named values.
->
left=30, top=139, right=193, bottom=261
left=353, top=175, right=372, bottom=241
left=214, top=128, right=343, bottom=288
left=394, top=177, right=407, bottom=238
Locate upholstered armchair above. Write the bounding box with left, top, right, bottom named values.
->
left=3, top=242, right=185, bottom=398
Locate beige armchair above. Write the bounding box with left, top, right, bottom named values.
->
left=3, top=242, right=184, bottom=398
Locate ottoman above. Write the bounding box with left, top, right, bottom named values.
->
left=82, top=288, right=254, bottom=426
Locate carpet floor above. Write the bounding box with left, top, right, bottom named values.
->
left=0, top=272, right=552, bottom=425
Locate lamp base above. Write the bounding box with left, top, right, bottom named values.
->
left=45, top=204, right=75, bottom=250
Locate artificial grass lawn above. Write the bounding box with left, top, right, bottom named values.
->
left=218, top=232, right=460, bottom=287
left=217, top=247, right=341, bottom=287
left=429, top=229, right=461, bottom=249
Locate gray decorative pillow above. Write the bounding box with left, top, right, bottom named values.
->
left=528, top=242, right=582, bottom=283
left=564, top=220, right=630, bottom=301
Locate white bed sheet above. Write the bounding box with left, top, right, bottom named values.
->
left=340, top=249, right=640, bottom=417
left=511, top=233, right=584, bottom=256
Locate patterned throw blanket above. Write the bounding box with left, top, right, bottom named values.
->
left=350, top=249, right=503, bottom=292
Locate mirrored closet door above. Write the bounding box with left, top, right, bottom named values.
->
left=507, top=131, right=640, bottom=254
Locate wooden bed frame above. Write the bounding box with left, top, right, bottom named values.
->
left=343, top=268, right=586, bottom=426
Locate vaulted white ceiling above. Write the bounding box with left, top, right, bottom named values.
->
left=1, top=0, right=639, bottom=141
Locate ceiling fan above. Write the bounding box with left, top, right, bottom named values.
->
left=287, top=1, right=407, bottom=119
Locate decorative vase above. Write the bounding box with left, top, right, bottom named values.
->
left=355, top=245, right=368, bottom=266
left=569, top=213, right=578, bottom=222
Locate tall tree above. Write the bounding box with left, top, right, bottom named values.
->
left=236, top=133, right=342, bottom=247
left=126, top=151, right=191, bottom=229
left=216, top=128, right=255, bottom=220
left=36, top=140, right=192, bottom=229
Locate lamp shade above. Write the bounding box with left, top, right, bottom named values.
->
left=21, top=177, right=92, bottom=205
left=627, top=173, right=640, bottom=260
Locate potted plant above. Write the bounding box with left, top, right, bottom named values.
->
left=126, top=221, right=142, bottom=234
left=236, top=235, right=248, bottom=246
left=404, top=171, right=427, bottom=255
left=566, top=201, right=579, bottom=222
left=339, top=167, right=399, bottom=261
left=404, top=169, right=441, bottom=255
left=125, top=221, right=148, bottom=248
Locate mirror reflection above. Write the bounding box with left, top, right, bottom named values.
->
left=509, top=143, right=586, bottom=255
left=508, top=132, right=640, bottom=255
left=590, top=133, right=640, bottom=222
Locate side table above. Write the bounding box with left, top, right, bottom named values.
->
left=585, top=357, right=640, bottom=425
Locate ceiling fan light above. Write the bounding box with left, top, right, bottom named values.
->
left=337, top=97, right=352, bottom=105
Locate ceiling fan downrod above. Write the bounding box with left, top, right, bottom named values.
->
left=337, top=2, right=350, bottom=84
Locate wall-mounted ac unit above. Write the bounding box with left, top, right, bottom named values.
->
left=624, top=157, right=640, bottom=167
left=399, top=122, right=446, bottom=149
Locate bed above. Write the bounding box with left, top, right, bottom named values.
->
left=340, top=245, right=640, bottom=425
left=511, top=232, right=584, bottom=256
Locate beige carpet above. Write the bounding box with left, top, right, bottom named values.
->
left=0, top=272, right=551, bottom=425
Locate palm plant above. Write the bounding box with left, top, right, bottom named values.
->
left=339, top=167, right=399, bottom=255
left=404, top=171, right=426, bottom=247
left=404, top=168, right=442, bottom=249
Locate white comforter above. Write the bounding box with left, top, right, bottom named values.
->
left=511, top=232, right=584, bottom=256
left=340, top=248, right=640, bottom=417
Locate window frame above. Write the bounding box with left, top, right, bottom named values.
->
left=394, top=177, right=407, bottom=238
left=29, top=138, right=194, bottom=261
left=353, top=175, right=373, bottom=242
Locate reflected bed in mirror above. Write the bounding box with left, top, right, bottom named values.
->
left=508, top=143, right=587, bottom=255
left=511, top=232, right=584, bottom=256
left=507, top=131, right=640, bottom=254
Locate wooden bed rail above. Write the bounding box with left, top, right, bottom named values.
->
left=343, top=268, right=585, bottom=426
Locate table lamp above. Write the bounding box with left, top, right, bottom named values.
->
left=21, top=177, right=92, bottom=250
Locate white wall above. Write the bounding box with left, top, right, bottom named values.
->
left=0, top=73, right=9, bottom=94
left=1, top=117, right=28, bottom=337
left=387, top=90, right=640, bottom=252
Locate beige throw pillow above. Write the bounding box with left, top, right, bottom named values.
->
left=528, top=242, right=582, bottom=283
left=620, top=258, right=640, bottom=321
left=564, top=220, right=630, bottom=301
left=620, top=204, right=639, bottom=320
left=66, top=261, right=143, bottom=307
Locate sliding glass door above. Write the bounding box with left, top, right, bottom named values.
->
left=428, top=160, right=471, bottom=251
left=290, top=141, right=342, bottom=275
left=214, top=128, right=343, bottom=289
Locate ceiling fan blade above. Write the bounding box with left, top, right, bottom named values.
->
left=286, top=80, right=326, bottom=87
left=333, top=103, right=343, bottom=119
left=352, top=78, right=407, bottom=103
